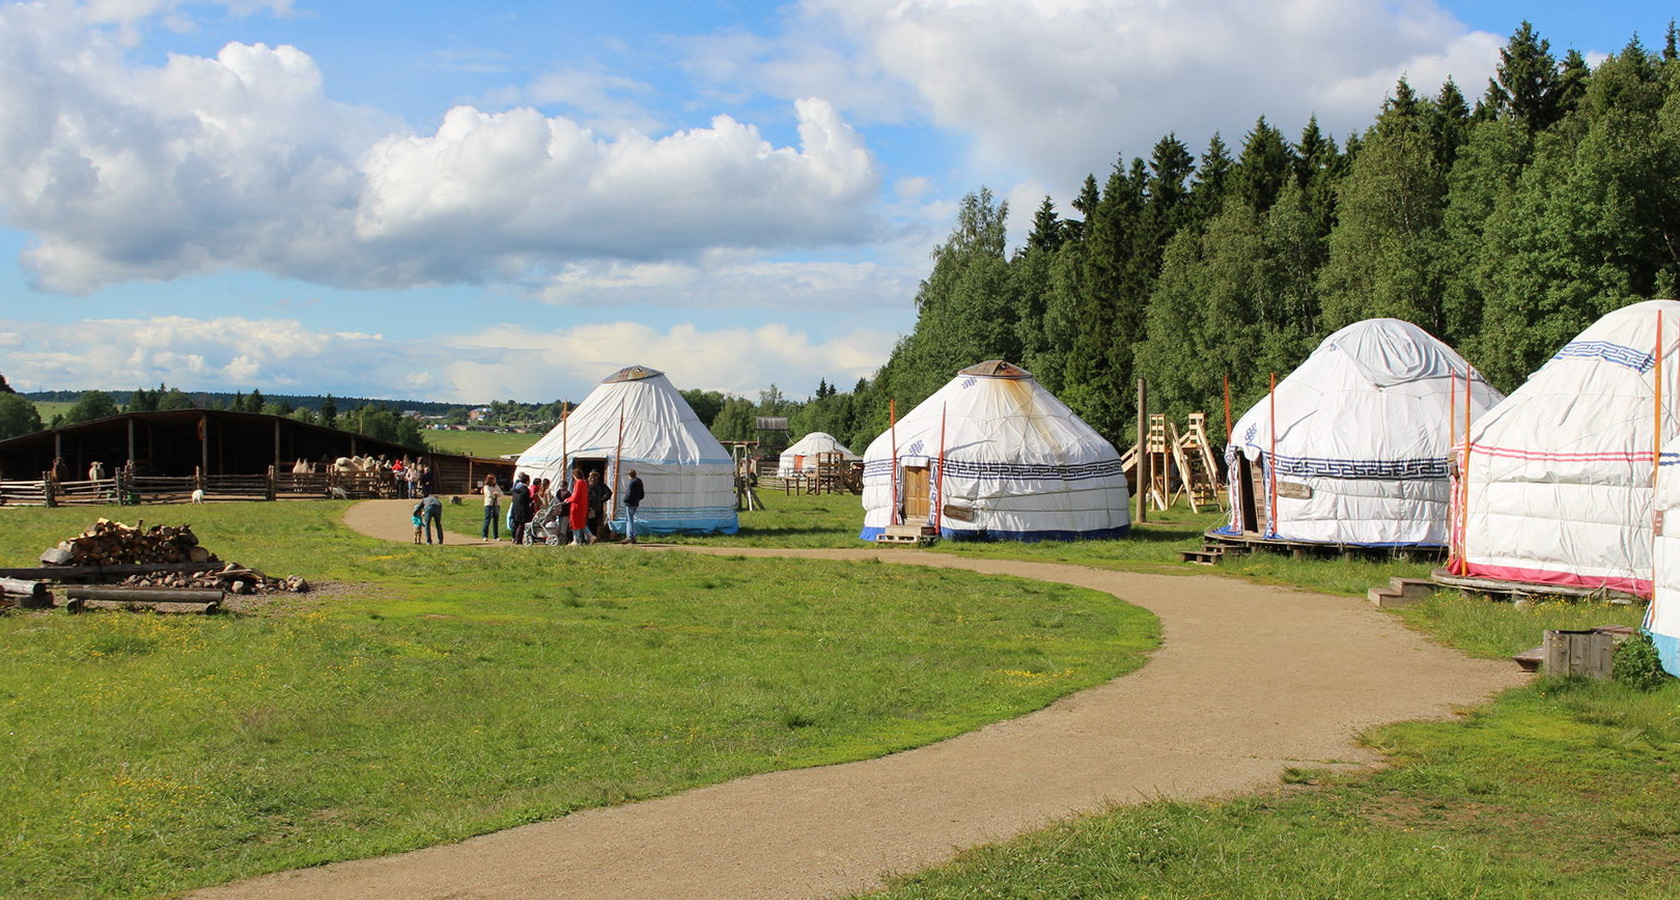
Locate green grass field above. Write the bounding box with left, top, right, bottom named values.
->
left=2, top=494, right=1675, bottom=900
left=0, top=500, right=1156, bottom=899
left=27, top=400, right=71, bottom=422
left=422, top=429, right=539, bottom=459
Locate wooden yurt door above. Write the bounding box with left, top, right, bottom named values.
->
left=903, top=466, right=930, bottom=523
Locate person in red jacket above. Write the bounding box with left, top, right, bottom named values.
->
left=567, top=468, right=591, bottom=545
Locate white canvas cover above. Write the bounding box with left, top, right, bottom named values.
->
left=776, top=432, right=859, bottom=476
left=1648, top=457, right=1680, bottom=676
left=859, top=361, right=1130, bottom=542
left=1462, top=300, right=1680, bottom=597
left=516, top=365, right=738, bottom=535
left=1225, top=318, right=1502, bottom=546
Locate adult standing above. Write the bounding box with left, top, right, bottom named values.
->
left=567, top=468, right=591, bottom=545
left=418, top=463, right=435, bottom=499
left=623, top=469, right=644, bottom=544
left=480, top=474, right=504, bottom=540
left=586, top=470, right=613, bottom=542
left=509, top=473, right=533, bottom=544
left=420, top=493, right=444, bottom=544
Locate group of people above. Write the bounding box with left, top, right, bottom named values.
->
left=482, top=468, right=644, bottom=546
left=391, top=458, right=433, bottom=499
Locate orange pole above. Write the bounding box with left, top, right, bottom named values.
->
left=936, top=403, right=948, bottom=534
left=561, top=401, right=570, bottom=482
left=1268, top=372, right=1277, bottom=536
left=889, top=398, right=899, bottom=527
left=1223, top=374, right=1233, bottom=442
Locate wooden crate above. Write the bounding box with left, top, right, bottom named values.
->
left=1543, top=630, right=1615, bottom=679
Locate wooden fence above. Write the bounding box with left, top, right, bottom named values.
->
left=0, top=466, right=404, bottom=507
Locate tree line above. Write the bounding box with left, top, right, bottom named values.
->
left=768, top=22, right=1680, bottom=454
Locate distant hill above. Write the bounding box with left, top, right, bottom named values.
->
left=20, top=390, right=465, bottom=415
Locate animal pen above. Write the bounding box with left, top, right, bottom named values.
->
left=0, top=409, right=510, bottom=506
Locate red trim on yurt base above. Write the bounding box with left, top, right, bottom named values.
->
left=1464, top=563, right=1651, bottom=599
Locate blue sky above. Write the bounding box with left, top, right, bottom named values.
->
left=0, top=0, right=1670, bottom=405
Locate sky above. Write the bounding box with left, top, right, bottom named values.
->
left=0, top=0, right=1671, bottom=406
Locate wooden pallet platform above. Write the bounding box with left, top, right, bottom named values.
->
left=1198, top=530, right=1444, bottom=562
left=1429, top=569, right=1644, bottom=605
left=874, top=524, right=936, bottom=546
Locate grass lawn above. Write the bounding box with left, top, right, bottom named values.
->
left=422, top=429, right=538, bottom=459
left=0, top=502, right=1156, bottom=899
left=4, top=492, right=1676, bottom=900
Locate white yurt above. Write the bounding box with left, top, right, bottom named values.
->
left=1222, top=318, right=1502, bottom=546
left=776, top=432, right=859, bottom=477
left=1462, top=299, right=1680, bottom=597
left=859, top=361, right=1130, bottom=542
left=516, top=365, right=738, bottom=535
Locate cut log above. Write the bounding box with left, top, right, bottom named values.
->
left=0, top=577, right=45, bottom=598
left=39, top=547, right=73, bottom=566
left=64, top=586, right=226, bottom=604
left=78, top=599, right=219, bottom=615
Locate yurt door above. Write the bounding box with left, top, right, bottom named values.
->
left=903, top=466, right=931, bottom=523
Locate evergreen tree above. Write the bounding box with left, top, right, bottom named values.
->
left=1232, top=117, right=1293, bottom=213
left=1191, top=133, right=1234, bottom=218
left=1318, top=79, right=1450, bottom=333
left=1484, top=22, right=1568, bottom=131
left=320, top=394, right=337, bottom=429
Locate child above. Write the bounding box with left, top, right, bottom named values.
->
left=411, top=502, right=424, bottom=544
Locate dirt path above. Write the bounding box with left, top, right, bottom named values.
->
left=189, top=500, right=1525, bottom=900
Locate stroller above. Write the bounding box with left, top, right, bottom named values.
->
left=522, top=501, right=568, bottom=546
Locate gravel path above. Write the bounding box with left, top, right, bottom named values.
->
left=186, top=499, right=1525, bottom=900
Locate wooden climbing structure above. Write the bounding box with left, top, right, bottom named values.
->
left=1121, top=412, right=1224, bottom=513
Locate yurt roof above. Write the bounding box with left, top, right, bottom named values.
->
left=958, top=360, right=1032, bottom=379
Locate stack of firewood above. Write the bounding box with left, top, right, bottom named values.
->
left=46, top=519, right=216, bottom=567
left=118, top=565, right=309, bottom=595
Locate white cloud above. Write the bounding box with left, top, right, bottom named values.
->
left=444, top=320, right=894, bottom=401
left=355, top=96, right=878, bottom=273
left=530, top=254, right=915, bottom=311
left=0, top=5, right=884, bottom=294
left=767, top=0, right=1501, bottom=192
left=524, top=67, right=662, bottom=134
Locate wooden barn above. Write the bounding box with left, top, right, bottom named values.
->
left=0, top=410, right=514, bottom=505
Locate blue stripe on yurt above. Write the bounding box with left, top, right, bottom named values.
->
left=858, top=525, right=1129, bottom=543
left=1551, top=340, right=1655, bottom=373
left=862, top=459, right=1124, bottom=481
left=1267, top=455, right=1449, bottom=480
left=1649, top=629, right=1680, bottom=678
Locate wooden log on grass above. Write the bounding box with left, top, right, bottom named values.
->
left=0, top=577, right=45, bottom=598
left=64, top=586, right=225, bottom=604
left=78, top=599, right=219, bottom=615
